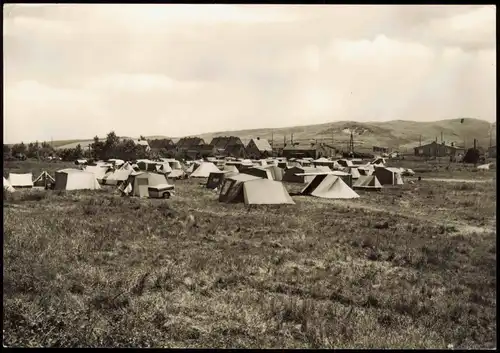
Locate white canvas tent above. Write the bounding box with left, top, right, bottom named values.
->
left=353, top=175, right=383, bottom=190
left=120, top=172, right=173, bottom=198
left=189, top=162, right=221, bottom=178
left=219, top=174, right=295, bottom=205
left=3, top=177, right=15, bottom=192
left=348, top=167, right=361, bottom=179
left=301, top=174, right=360, bottom=199
left=54, top=169, right=101, bottom=191
left=102, top=169, right=132, bottom=185
left=84, top=165, right=111, bottom=182
left=7, top=173, right=33, bottom=188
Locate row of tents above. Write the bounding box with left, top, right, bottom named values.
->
left=4, top=157, right=406, bottom=205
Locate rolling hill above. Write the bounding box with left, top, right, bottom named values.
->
left=22, top=118, right=495, bottom=153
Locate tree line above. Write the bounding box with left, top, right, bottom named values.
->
left=3, top=132, right=173, bottom=162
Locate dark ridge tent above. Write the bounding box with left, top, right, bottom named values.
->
left=206, top=170, right=238, bottom=190
left=219, top=174, right=295, bottom=205
left=33, top=171, right=55, bottom=188
left=374, top=167, right=404, bottom=186
left=300, top=174, right=360, bottom=199
left=242, top=167, right=274, bottom=180
left=136, top=160, right=160, bottom=172
left=282, top=166, right=331, bottom=184
left=353, top=175, right=383, bottom=190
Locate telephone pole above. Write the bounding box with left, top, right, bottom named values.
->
left=291, top=133, right=294, bottom=145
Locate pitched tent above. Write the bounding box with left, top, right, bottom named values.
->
left=108, top=158, right=125, bottom=167
left=3, top=177, right=15, bottom=193
left=331, top=170, right=353, bottom=187
left=54, top=169, right=101, bottom=191
left=242, top=167, right=274, bottom=180
left=189, top=162, right=221, bottom=178
left=33, top=171, right=55, bottom=188
left=7, top=173, right=33, bottom=188
left=301, top=174, right=360, bottom=199
left=313, top=157, right=335, bottom=167
left=252, top=160, right=268, bottom=167
left=374, top=167, right=404, bottom=186
left=156, top=163, right=173, bottom=174
left=223, top=164, right=239, bottom=174
left=348, top=167, right=361, bottom=179
left=160, top=158, right=183, bottom=170
left=185, top=161, right=202, bottom=174
left=337, top=159, right=354, bottom=168
left=120, top=172, right=173, bottom=198
left=353, top=175, right=383, bottom=190
left=219, top=174, right=294, bottom=205
left=84, top=165, right=111, bottom=182
left=206, top=170, right=237, bottom=190
left=137, top=160, right=160, bottom=172
left=168, top=169, right=186, bottom=179
left=283, top=166, right=331, bottom=184
left=264, top=165, right=284, bottom=181
left=102, top=169, right=132, bottom=186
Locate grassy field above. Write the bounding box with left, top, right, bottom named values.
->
left=3, top=160, right=496, bottom=348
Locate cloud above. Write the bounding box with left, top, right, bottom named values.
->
left=3, top=4, right=496, bottom=143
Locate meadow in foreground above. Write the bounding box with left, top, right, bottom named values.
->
left=3, top=161, right=496, bottom=348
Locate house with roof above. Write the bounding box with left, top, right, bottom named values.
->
left=414, top=141, right=464, bottom=158
left=148, top=138, right=176, bottom=151
left=246, top=137, right=273, bottom=158
left=209, top=136, right=246, bottom=158
left=176, top=137, right=205, bottom=152
left=133, top=139, right=151, bottom=152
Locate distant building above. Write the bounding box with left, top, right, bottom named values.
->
left=246, top=138, right=273, bottom=158
left=133, top=139, right=151, bottom=152
left=282, top=144, right=319, bottom=159
left=176, top=137, right=205, bottom=152
left=414, top=141, right=464, bottom=158
left=209, top=136, right=246, bottom=158
left=487, top=145, right=496, bottom=158
left=148, top=138, right=176, bottom=151
left=373, top=146, right=389, bottom=153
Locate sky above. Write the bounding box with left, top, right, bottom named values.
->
left=3, top=4, right=496, bottom=144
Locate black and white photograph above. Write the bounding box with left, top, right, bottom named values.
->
left=3, top=3, right=496, bottom=349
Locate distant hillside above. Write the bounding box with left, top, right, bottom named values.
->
left=16, top=118, right=495, bottom=153
left=194, top=118, right=495, bottom=152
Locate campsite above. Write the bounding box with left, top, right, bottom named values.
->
left=3, top=156, right=496, bottom=349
